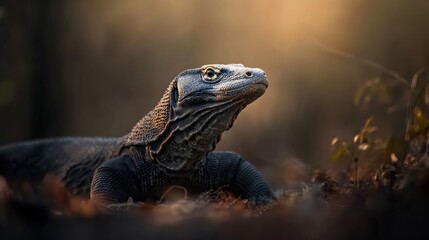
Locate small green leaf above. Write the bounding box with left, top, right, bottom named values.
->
left=363, top=117, right=374, bottom=129
left=355, top=117, right=376, bottom=145
left=331, top=141, right=348, bottom=162
left=408, top=107, right=429, bottom=136
left=365, top=126, right=377, bottom=134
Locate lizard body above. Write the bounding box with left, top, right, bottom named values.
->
left=0, top=64, right=275, bottom=206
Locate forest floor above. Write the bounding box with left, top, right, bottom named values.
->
left=2, top=103, right=429, bottom=240
left=1, top=126, right=429, bottom=240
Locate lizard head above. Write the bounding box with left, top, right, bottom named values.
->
left=126, top=64, right=268, bottom=175
left=173, top=64, right=268, bottom=114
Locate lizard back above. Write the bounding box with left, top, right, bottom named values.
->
left=0, top=137, right=120, bottom=196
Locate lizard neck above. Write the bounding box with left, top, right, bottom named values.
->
left=125, top=79, right=176, bottom=147
left=147, top=97, right=246, bottom=174
left=125, top=78, right=246, bottom=175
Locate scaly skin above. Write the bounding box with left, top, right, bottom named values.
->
left=0, top=64, right=275, bottom=206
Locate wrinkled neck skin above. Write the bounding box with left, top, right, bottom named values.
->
left=147, top=96, right=246, bottom=175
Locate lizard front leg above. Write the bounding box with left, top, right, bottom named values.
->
left=229, top=158, right=276, bottom=205
left=90, top=156, right=140, bottom=207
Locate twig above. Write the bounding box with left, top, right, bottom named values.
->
left=311, top=40, right=410, bottom=87
left=387, top=103, right=408, bottom=114
left=354, top=157, right=359, bottom=187
left=159, top=185, right=188, bottom=203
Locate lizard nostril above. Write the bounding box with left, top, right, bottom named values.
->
left=245, top=71, right=253, bottom=78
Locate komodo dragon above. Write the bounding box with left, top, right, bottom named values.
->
left=0, top=64, right=275, bottom=206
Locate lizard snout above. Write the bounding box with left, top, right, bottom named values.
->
left=244, top=68, right=268, bottom=88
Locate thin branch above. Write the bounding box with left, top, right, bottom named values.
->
left=311, top=40, right=410, bottom=87
left=387, top=103, right=408, bottom=114
left=159, top=185, right=188, bottom=203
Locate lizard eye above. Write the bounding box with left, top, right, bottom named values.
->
left=206, top=69, right=216, bottom=78
left=202, top=67, right=220, bottom=81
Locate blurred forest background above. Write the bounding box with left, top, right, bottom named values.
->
left=1, top=0, right=428, bottom=188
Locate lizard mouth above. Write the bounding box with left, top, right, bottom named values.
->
left=223, top=77, right=268, bottom=97
left=254, top=77, right=269, bottom=88
left=225, top=79, right=268, bottom=105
